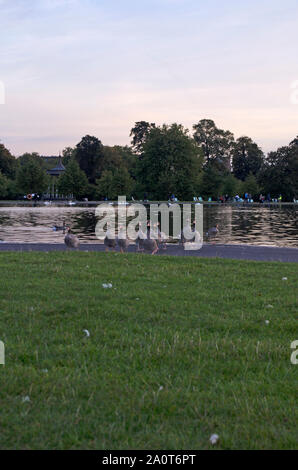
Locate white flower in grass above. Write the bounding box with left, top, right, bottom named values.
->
left=83, top=329, right=90, bottom=337
left=41, top=368, right=48, bottom=373
left=102, top=283, right=112, bottom=288
left=22, top=396, right=31, bottom=403
left=265, top=320, right=270, bottom=325
left=266, top=305, right=274, bottom=309
left=209, top=434, right=219, bottom=445
left=282, top=277, right=288, bottom=281
left=158, top=386, right=164, bottom=392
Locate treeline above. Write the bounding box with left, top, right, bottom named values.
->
left=0, top=119, right=297, bottom=201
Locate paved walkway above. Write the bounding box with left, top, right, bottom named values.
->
left=0, top=243, right=297, bottom=262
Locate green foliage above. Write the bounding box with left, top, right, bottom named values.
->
left=16, top=155, right=49, bottom=194
left=96, top=167, right=134, bottom=200
left=130, top=121, right=156, bottom=154
left=0, top=143, right=17, bottom=178
left=62, top=147, right=75, bottom=166
left=138, top=123, right=203, bottom=200
left=57, top=159, right=88, bottom=199
left=243, top=172, right=260, bottom=198
left=75, top=135, right=104, bottom=184
left=199, top=164, right=224, bottom=199
left=221, top=173, right=242, bottom=197
left=193, top=119, right=235, bottom=168
left=259, top=138, right=298, bottom=200
left=0, top=170, right=8, bottom=198
left=232, top=137, right=264, bottom=181
left=18, top=152, right=43, bottom=168
left=1, top=125, right=297, bottom=201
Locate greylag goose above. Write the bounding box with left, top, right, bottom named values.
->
left=206, top=224, right=219, bottom=244
left=180, top=219, right=195, bottom=246
left=155, top=222, right=167, bottom=250
left=135, top=224, right=146, bottom=252
left=184, top=229, right=203, bottom=250
left=143, top=221, right=159, bottom=255
left=64, top=228, right=80, bottom=249
left=104, top=226, right=116, bottom=252
left=117, top=226, right=130, bottom=253
left=143, top=237, right=159, bottom=255
left=53, top=221, right=66, bottom=233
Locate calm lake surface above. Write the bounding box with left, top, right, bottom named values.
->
left=0, top=204, right=297, bottom=247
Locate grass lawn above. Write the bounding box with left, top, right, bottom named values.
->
left=0, top=251, right=297, bottom=450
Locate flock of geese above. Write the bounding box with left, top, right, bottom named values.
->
left=61, top=220, right=219, bottom=254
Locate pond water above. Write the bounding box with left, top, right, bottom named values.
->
left=0, top=204, right=297, bottom=247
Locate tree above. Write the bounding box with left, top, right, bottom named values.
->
left=75, top=135, right=104, bottom=184
left=57, top=159, right=88, bottom=199
left=0, top=170, right=8, bottom=198
left=96, top=167, right=134, bottom=200
left=62, top=147, right=75, bottom=166
left=199, top=165, right=224, bottom=199
left=130, top=121, right=156, bottom=154
left=18, top=152, right=45, bottom=169
left=258, top=137, right=298, bottom=200
left=243, top=172, right=260, bottom=198
left=0, top=143, right=17, bottom=178
left=221, top=173, right=241, bottom=197
left=193, top=119, right=235, bottom=169
left=232, top=136, right=264, bottom=180
left=16, top=156, right=49, bottom=194
left=137, top=123, right=203, bottom=200
left=112, top=145, right=137, bottom=176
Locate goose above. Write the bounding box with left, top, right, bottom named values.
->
left=180, top=219, right=195, bottom=246
left=135, top=223, right=158, bottom=255
left=104, top=226, right=116, bottom=252
left=155, top=222, right=167, bottom=250
left=135, top=224, right=146, bottom=252
left=117, top=226, right=130, bottom=253
left=143, top=237, right=159, bottom=255
left=64, top=227, right=80, bottom=249
left=52, top=221, right=66, bottom=232
left=143, top=221, right=159, bottom=255
left=184, top=230, right=203, bottom=250
left=206, top=224, right=219, bottom=244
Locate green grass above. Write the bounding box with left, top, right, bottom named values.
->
left=0, top=252, right=297, bottom=450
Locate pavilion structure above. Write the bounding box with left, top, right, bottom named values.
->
left=45, top=156, right=67, bottom=199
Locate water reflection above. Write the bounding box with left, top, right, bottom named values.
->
left=0, top=205, right=297, bottom=247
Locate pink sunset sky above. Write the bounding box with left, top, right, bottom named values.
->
left=0, top=0, right=298, bottom=156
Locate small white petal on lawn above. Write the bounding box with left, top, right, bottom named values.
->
left=266, top=305, right=274, bottom=308
left=209, top=434, right=219, bottom=445
left=282, top=277, right=288, bottom=281
left=265, top=320, right=270, bottom=325
left=102, top=283, right=113, bottom=289
left=83, top=329, right=90, bottom=337
left=22, top=396, right=31, bottom=403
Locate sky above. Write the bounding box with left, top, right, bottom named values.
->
left=0, top=0, right=298, bottom=156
